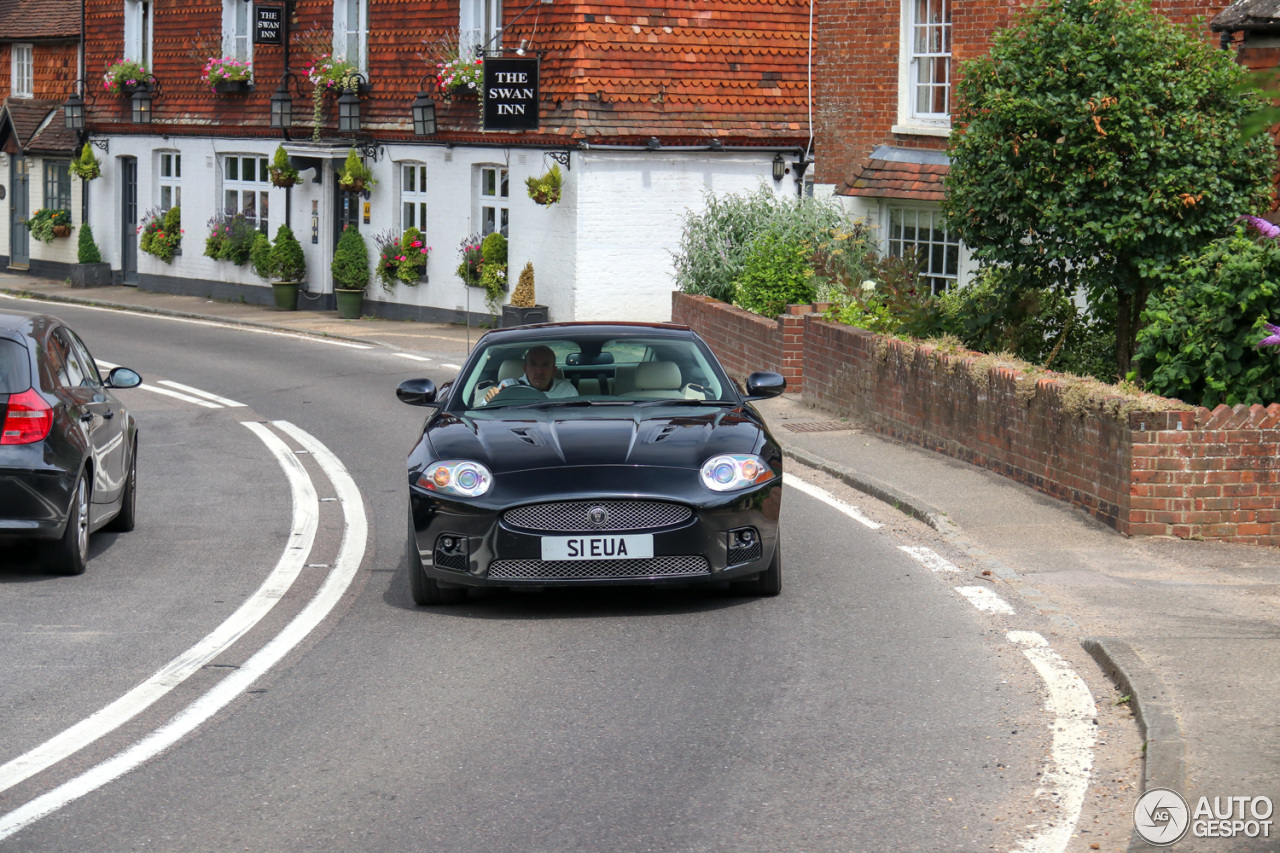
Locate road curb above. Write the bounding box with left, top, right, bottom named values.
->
left=780, top=445, right=953, bottom=533
left=0, top=287, right=380, bottom=349
left=1080, top=637, right=1187, bottom=852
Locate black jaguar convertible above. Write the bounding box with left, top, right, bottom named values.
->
left=396, top=322, right=786, bottom=604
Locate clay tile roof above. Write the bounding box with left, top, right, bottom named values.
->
left=1, top=98, right=69, bottom=152
left=1211, top=0, right=1280, bottom=31
left=839, top=149, right=950, bottom=202
left=0, top=0, right=80, bottom=40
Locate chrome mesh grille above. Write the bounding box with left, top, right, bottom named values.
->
left=503, top=500, right=692, bottom=533
left=728, top=539, right=762, bottom=566
left=488, top=556, right=709, bottom=581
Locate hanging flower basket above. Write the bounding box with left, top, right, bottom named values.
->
left=212, top=80, right=252, bottom=94
left=203, top=57, right=253, bottom=93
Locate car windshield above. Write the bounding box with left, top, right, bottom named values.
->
left=0, top=338, right=31, bottom=394
left=450, top=335, right=736, bottom=412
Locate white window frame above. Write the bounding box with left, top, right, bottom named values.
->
left=334, top=0, right=369, bottom=74
left=894, top=0, right=951, bottom=135
left=461, top=0, right=502, bottom=60
left=401, top=163, right=428, bottom=232
left=123, top=0, right=154, bottom=68
left=882, top=203, right=960, bottom=295
left=221, top=0, right=253, bottom=63
left=476, top=165, right=509, bottom=237
left=11, top=44, right=33, bottom=98
left=157, top=151, right=181, bottom=212
left=222, top=154, right=270, bottom=233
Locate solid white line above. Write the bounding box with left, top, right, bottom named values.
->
left=899, top=545, right=961, bottom=572
left=1007, top=631, right=1097, bottom=853
left=0, top=296, right=373, bottom=349
left=0, top=421, right=363, bottom=842
left=393, top=353, right=432, bottom=362
left=955, top=585, right=1015, bottom=615
left=783, top=472, right=882, bottom=529
left=0, top=422, right=318, bottom=797
left=132, top=384, right=223, bottom=408
left=156, top=380, right=246, bottom=408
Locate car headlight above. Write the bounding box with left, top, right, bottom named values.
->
left=700, top=454, right=774, bottom=492
left=417, top=460, right=493, bottom=497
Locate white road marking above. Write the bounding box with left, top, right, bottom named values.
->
left=156, top=380, right=246, bottom=407
left=899, top=545, right=961, bottom=572
left=955, top=585, right=1015, bottom=615
left=783, top=472, right=882, bottom=529
left=0, top=423, right=318, bottom=797
left=1007, top=631, right=1097, bottom=853
left=130, top=383, right=223, bottom=408
left=441, top=363, right=462, bottom=370
left=393, top=353, right=432, bottom=362
left=0, top=295, right=372, bottom=348
left=0, top=420, right=366, bottom=841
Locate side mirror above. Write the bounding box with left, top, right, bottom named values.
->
left=744, top=371, right=786, bottom=401
left=396, top=377, right=439, bottom=407
left=105, top=367, right=143, bottom=389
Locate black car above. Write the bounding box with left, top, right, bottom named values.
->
left=0, top=310, right=142, bottom=575
left=396, top=322, right=786, bottom=605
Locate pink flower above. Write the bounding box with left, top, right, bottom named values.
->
left=1260, top=322, right=1280, bottom=347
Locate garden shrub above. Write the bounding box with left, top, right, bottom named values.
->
left=733, top=232, right=815, bottom=318
left=1134, top=226, right=1280, bottom=406
left=78, top=223, right=101, bottom=265
left=250, top=233, right=273, bottom=280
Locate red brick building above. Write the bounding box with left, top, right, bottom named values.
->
left=814, top=0, right=1236, bottom=293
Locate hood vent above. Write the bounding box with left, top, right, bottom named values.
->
left=510, top=427, right=542, bottom=446
left=648, top=424, right=678, bottom=444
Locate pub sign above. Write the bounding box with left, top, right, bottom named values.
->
left=255, top=6, right=284, bottom=45
left=482, top=58, right=540, bottom=131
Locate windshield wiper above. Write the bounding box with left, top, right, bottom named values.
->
left=634, top=398, right=737, bottom=408
left=506, top=399, right=636, bottom=409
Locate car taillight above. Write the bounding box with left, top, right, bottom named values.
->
left=1, top=388, right=54, bottom=445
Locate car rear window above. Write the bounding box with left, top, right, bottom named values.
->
left=0, top=338, right=31, bottom=394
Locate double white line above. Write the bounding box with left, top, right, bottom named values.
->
left=0, top=421, right=366, bottom=841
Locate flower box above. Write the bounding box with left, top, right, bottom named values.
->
left=212, top=80, right=252, bottom=94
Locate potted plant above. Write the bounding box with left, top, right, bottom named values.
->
left=435, top=54, right=483, bottom=96
left=204, top=210, right=257, bottom=266
left=270, top=224, right=307, bottom=310
left=138, top=206, right=182, bottom=262
left=525, top=164, right=563, bottom=206
left=375, top=227, right=429, bottom=291
left=337, top=148, right=376, bottom=194
left=331, top=224, right=369, bottom=319
left=499, top=258, right=550, bottom=325
left=202, top=56, right=253, bottom=93
left=305, top=53, right=362, bottom=142
left=70, top=223, right=112, bottom=288
left=250, top=232, right=273, bottom=280
left=269, top=145, right=300, bottom=188
left=477, top=231, right=508, bottom=315
left=501, top=261, right=550, bottom=327
left=70, top=143, right=102, bottom=181
left=102, top=58, right=149, bottom=95
left=25, top=208, right=72, bottom=243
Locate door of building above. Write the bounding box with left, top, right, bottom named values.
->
left=120, top=157, right=137, bottom=285
left=8, top=156, right=29, bottom=269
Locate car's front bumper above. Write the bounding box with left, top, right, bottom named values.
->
left=410, top=479, right=782, bottom=589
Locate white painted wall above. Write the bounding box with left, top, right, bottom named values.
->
left=89, top=135, right=795, bottom=320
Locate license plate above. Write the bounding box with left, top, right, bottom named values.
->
left=541, top=534, right=654, bottom=561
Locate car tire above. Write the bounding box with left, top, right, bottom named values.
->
left=104, top=439, right=137, bottom=533
left=733, top=541, right=782, bottom=597
left=407, top=512, right=467, bottom=606
left=44, top=473, right=91, bottom=576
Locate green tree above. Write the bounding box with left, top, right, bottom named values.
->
left=944, top=0, right=1273, bottom=377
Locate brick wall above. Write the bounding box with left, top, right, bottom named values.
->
left=675, top=292, right=1280, bottom=546
left=672, top=293, right=807, bottom=392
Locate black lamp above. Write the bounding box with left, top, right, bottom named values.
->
left=63, top=91, right=85, bottom=131
left=772, top=153, right=786, bottom=182
left=338, top=85, right=361, bottom=133
left=411, top=81, right=437, bottom=136
left=270, top=80, right=293, bottom=130
left=131, top=87, right=152, bottom=124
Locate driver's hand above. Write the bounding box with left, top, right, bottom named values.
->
left=484, top=385, right=501, bottom=403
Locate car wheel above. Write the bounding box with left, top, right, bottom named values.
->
left=407, top=511, right=467, bottom=606
left=732, top=541, right=782, bottom=597
left=44, top=473, right=91, bottom=576
left=104, top=439, right=137, bottom=533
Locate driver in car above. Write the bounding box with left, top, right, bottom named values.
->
left=484, top=345, right=578, bottom=403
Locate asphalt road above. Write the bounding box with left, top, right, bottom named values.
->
left=0, top=304, right=1132, bottom=852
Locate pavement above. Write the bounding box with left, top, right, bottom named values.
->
left=3, top=273, right=1278, bottom=851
